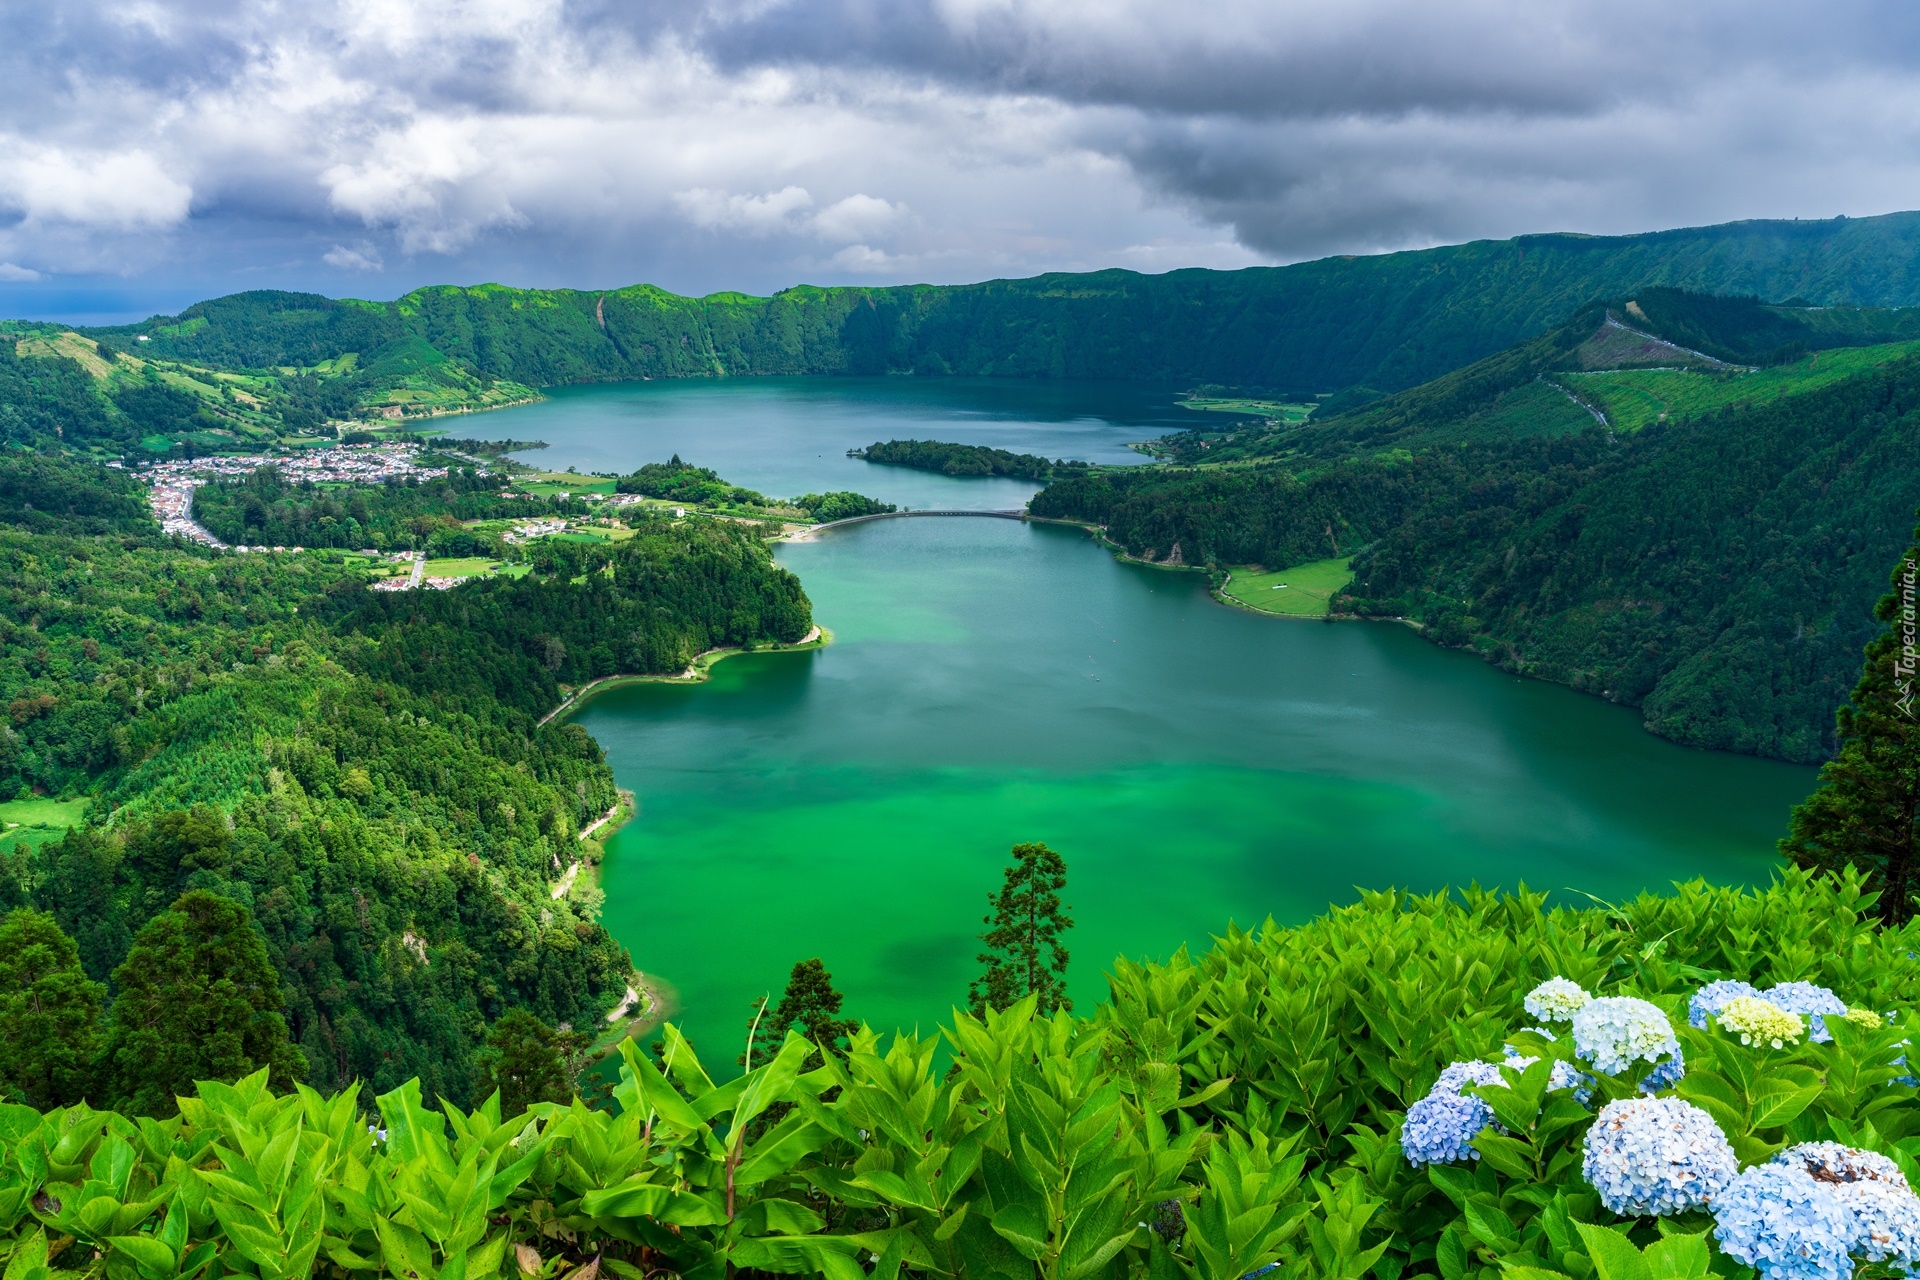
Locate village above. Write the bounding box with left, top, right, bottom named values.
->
left=136, top=442, right=452, bottom=551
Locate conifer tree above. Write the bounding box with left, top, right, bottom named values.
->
left=744, top=958, right=858, bottom=1071
left=970, top=842, right=1074, bottom=1015
left=0, top=908, right=104, bottom=1107
left=473, top=1008, right=591, bottom=1115
left=101, top=890, right=307, bottom=1117
left=1782, top=518, right=1920, bottom=923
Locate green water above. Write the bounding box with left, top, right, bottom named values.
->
left=580, top=515, right=1819, bottom=1059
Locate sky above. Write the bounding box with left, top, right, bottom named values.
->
left=5, top=1, right=1920, bottom=322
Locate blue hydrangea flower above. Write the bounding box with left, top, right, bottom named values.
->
left=1524, top=976, right=1592, bottom=1022
left=1400, top=1060, right=1505, bottom=1167
left=1772, top=1144, right=1920, bottom=1267
left=1843, top=1178, right=1920, bottom=1265
left=1715, top=1163, right=1859, bottom=1280
left=1572, top=997, right=1682, bottom=1077
left=1688, top=979, right=1762, bottom=1029
left=1766, top=982, right=1847, bottom=1043
left=1581, top=1097, right=1735, bottom=1217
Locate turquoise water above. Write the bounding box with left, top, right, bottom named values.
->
left=567, top=501, right=1816, bottom=1060
left=464, top=376, right=1185, bottom=510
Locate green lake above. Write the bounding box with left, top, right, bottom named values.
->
left=476, top=380, right=1822, bottom=1060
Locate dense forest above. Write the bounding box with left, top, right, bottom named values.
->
left=1034, top=351, right=1920, bottom=762
left=0, top=450, right=813, bottom=1107
left=90, top=211, right=1920, bottom=400
left=856, top=439, right=1087, bottom=480
left=191, top=465, right=591, bottom=551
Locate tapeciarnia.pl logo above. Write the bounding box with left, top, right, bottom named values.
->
left=1898, top=555, right=1917, bottom=719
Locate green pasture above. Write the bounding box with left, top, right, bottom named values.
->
left=1181, top=397, right=1317, bottom=422
left=1220, top=557, right=1352, bottom=617
left=422, top=557, right=499, bottom=579
left=1564, top=338, right=1920, bottom=431
left=0, top=797, right=88, bottom=847
left=518, top=476, right=617, bottom=497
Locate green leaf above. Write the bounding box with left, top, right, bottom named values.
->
left=1575, top=1224, right=1651, bottom=1280
left=1465, top=1201, right=1520, bottom=1254
left=580, top=1181, right=729, bottom=1226
left=1748, top=1079, right=1823, bottom=1130
left=4, top=1229, right=50, bottom=1280
left=1428, top=1166, right=1477, bottom=1208
left=990, top=1203, right=1050, bottom=1262
left=759, top=1198, right=826, bottom=1236
left=378, top=1214, right=439, bottom=1280
left=1437, top=1226, right=1469, bottom=1280
left=615, top=1040, right=707, bottom=1136
left=935, top=1202, right=971, bottom=1242
left=1643, top=1235, right=1710, bottom=1280
left=1473, top=1133, right=1538, bottom=1181
left=107, top=1235, right=177, bottom=1280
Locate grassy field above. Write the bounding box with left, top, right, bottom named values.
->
left=422, top=557, right=499, bottom=578
left=1563, top=338, right=1920, bottom=431
left=1221, top=557, right=1353, bottom=617
left=1181, top=397, right=1317, bottom=422
left=0, top=797, right=88, bottom=848
left=516, top=471, right=617, bottom=497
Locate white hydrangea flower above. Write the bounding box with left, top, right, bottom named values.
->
left=1524, top=976, right=1592, bottom=1023
left=1572, top=996, right=1681, bottom=1076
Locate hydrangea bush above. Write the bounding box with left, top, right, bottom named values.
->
left=1390, top=953, right=1920, bottom=1280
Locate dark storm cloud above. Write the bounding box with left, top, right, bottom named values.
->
left=1, top=0, right=1919, bottom=312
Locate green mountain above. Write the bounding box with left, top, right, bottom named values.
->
left=1031, top=290, right=1920, bottom=764
left=1166, top=288, right=1920, bottom=462
left=86, top=211, right=1920, bottom=406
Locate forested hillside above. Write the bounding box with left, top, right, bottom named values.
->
left=0, top=451, right=813, bottom=1108
left=95, top=211, right=1920, bottom=399
left=1034, top=349, right=1920, bottom=762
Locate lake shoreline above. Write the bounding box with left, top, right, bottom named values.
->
left=541, top=625, right=833, bottom=725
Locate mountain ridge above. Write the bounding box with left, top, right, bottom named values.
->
left=73, top=210, right=1920, bottom=404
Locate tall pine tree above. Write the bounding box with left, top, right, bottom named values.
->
left=473, top=1009, right=592, bottom=1116
left=0, top=908, right=103, bottom=1107
left=743, top=958, right=858, bottom=1072
left=970, top=842, right=1074, bottom=1015
left=1782, top=516, right=1920, bottom=923
left=101, top=891, right=307, bottom=1117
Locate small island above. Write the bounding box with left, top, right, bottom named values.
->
left=851, top=438, right=1090, bottom=480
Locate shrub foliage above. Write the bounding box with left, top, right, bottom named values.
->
left=1, top=869, right=1918, bottom=1280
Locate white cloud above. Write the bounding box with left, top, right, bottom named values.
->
left=323, top=242, right=383, bottom=271
left=673, top=186, right=815, bottom=234
left=0, top=143, right=191, bottom=230
left=829, top=243, right=902, bottom=272
left=0, top=263, right=39, bottom=281
left=811, top=194, right=906, bottom=242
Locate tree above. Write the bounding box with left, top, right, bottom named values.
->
left=970, top=842, right=1074, bottom=1016
left=743, top=958, right=858, bottom=1072
left=473, top=1008, right=591, bottom=1116
left=1783, top=518, right=1920, bottom=923
left=0, top=909, right=104, bottom=1106
left=101, top=890, right=307, bottom=1117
